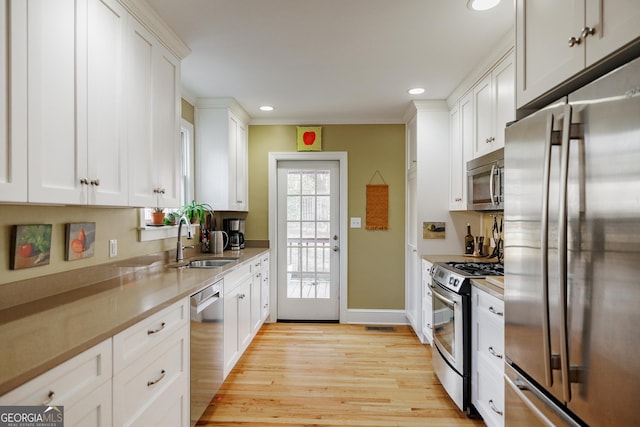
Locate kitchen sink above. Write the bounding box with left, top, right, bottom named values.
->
left=187, top=259, right=236, bottom=268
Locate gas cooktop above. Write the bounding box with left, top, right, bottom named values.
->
left=445, top=261, right=504, bottom=277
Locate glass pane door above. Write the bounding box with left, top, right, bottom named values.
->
left=277, top=160, right=339, bottom=320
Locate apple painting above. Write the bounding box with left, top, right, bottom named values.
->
left=297, top=126, right=322, bottom=151
left=303, top=131, right=316, bottom=145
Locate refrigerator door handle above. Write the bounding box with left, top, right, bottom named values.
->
left=489, top=164, right=496, bottom=206
left=558, top=104, right=573, bottom=403
left=541, top=112, right=556, bottom=388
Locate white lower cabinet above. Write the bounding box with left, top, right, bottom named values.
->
left=223, top=262, right=253, bottom=378
left=421, top=259, right=434, bottom=344
left=223, top=252, right=270, bottom=379
left=0, top=339, right=113, bottom=427
left=113, top=299, right=190, bottom=427
left=260, top=253, right=271, bottom=322
left=472, top=286, right=505, bottom=427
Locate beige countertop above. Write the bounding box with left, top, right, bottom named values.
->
left=0, top=248, right=269, bottom=396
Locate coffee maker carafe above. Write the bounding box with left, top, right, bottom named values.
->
left=223, top=218, right=244, bottom=251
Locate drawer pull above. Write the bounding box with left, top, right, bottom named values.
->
left=147, top=369, right=166, bottom=387
left=42, top=390, right=55, bottom=405
left=488, top=346, right=503, bottom=359
left=489, top=399, right=503, bottom=416
left=488, top=306, right=504, bottom=317
left=147, top=322, right=166, bottom=335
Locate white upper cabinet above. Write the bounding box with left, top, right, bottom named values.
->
left=449, top=92, right=473, bottom=211
left=473, top=51, right=515, bottom=158
left=0, top=1, right=27, bottom=202
left=27, top=0, right=128, bottom=206
left=516, top=0, right=640, bottom=108
left=87, top=0, right=128, bottom=206
left=128, top=18, right=182, bottom=209
left=195, top=99, right=249, bottom=211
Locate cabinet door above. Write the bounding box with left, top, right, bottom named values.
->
left=251, top=270, right=262, bottom=332
left=492, top=52, right=515, bottom=150
left=516, top=0, right=585, bottom=108
left=473, top=74, right=493, bottom=158
left=223, top=286, right=240, bottom=377
left=153, top=44, right=181, bottom=208
left=585, top=0, right=640, bottom=66
left=237, top=279, right=252, bottom=352
left=87, top=0, right=128, bottom=206
left=448, top=103, right=463, bottom=210
left=128, top=19, right=157, bottom=207
left=0, top=0, right=27, bottom=202
left=27, top=0, right=88, bottom=204
left=65, top=380, right=112, bottom=427
left=233, top=118, right=248, bottom=211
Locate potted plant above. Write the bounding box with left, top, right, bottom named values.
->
left=180, top=200, right=213, bottom=224
left=163, top=211, right=179, bottom=226
left=151, top=207, right=165, bottom=225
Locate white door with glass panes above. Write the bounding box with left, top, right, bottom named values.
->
left=277, top=161, right=340, bottom=321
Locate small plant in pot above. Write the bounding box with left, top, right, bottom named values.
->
left=151, top=208, right=166, bottom=225
left=163, top=211, right=180, bottom=226
left=180, top=200, right=213, bottom=224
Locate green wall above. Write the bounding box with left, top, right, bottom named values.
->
left=246, top=124, right=406, bottom=310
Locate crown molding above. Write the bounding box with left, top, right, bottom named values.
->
left=119, top=0, right=191, bottom=60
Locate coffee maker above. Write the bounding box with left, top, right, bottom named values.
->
left=223, top=218, right=245, bottom=250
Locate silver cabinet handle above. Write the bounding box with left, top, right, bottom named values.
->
left=42, top=390, right=55, bottom=405
left=488, top=346, right=503, bottom=359
left=147, top=369, right=166, bottom=387
left=580, top=26, right=595, bottom=39
left=568, top=36, right=581, bottom=47
left=147, top=322, right=166, bottom=335
left=238, top=293, right=246, bottom=299
left=488, top=399, right=503, bottom=416
left=488, top=306, right=503, bottom=317
left=90, top=179, right=100, bottom=186
left=80, top=178, right=89, bottom=185
left=489, top=164, right=496, bottom=206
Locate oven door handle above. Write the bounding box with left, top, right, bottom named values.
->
left=433, top=289, right=457, bottom=306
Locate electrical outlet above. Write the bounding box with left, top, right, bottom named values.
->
left=350, top=217, right=362, bottom=228
left=109, top=239, right=117, bottom=258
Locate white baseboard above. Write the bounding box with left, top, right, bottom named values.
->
left=343, top=309, right=408, bottom=325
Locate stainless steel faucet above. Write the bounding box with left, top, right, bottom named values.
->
left=176, top=215, right=193, bottom=262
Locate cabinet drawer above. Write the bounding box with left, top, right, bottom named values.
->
left=476, top=357, right=504, bottom=427
left=0, top=339, right=112, bottom=407
left=113, top=299, right=188, bottom=373
left=223, top=262, right=252, bottom=294
left=477, top=313, right=504, bottom=372
left=476, top=289, right=504, bottom=320
left=113, top=325, right=188, bottom=426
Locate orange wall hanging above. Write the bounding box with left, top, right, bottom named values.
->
left=366, top=170, right=388, bottom=230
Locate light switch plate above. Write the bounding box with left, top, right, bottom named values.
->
left=109, top=239, right=117, bottom=257
left=350, top=217, right=361, bottom=228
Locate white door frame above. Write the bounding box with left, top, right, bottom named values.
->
left=268, top=152, right=348, bottom=323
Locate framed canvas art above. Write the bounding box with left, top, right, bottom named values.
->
left=65, top=222, right=96, bottom=261
left=10, top=224, right=53, bottom=269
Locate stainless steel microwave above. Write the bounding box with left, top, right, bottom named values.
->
left=467, top=148, right=503, bottom=211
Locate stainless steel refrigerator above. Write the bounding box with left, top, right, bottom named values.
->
left=503, top=55, right=640, bottom=426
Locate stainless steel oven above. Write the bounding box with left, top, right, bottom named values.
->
left=430, top=261, right=504, bottom=414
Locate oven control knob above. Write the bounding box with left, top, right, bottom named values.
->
left=449, top=277, right=454, bottom=285
left=454, top=279, right=460, bottom=286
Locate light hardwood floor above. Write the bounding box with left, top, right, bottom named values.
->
left=197, top=323, right=485, bottom=426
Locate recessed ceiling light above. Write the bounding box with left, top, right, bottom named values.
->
left=467, top=0, right=501, bottom=11
left=408, top=88, right=425, bottom=95
left=259, top=105, right=274, bottom=111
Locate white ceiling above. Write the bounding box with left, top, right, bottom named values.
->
left=145, top=0, right=515, bottom=124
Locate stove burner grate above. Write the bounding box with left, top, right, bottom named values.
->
left=446, top=262, right=504, bottom=277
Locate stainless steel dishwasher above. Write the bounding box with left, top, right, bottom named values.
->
left=190, top=279, right=223, bottom=426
